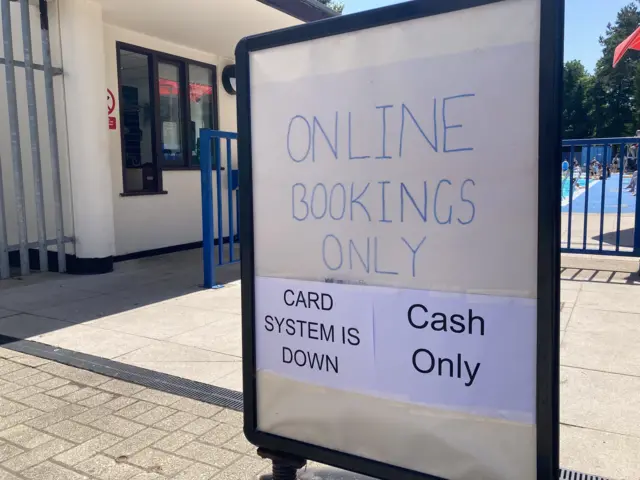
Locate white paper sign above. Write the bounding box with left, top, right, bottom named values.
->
left=256, top=276, right=536, bottom=423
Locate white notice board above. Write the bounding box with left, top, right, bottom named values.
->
left=236, top=0, right=562, bottom=479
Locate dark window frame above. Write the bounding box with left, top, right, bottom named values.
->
left=116, top=42, right=220, bottom=195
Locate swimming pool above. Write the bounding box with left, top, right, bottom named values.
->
left=561, top=177, right=586, bottom=200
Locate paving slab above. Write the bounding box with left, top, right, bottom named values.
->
left=0, top=250, right=638, bottom=479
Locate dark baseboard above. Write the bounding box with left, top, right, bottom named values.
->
left=68, top=256, right=114, bottom=275
left=9, top=249, right=113, bottom=275
left=8, top=235, right=238, bottom=273
left=114, top=235, right=238, bottom=263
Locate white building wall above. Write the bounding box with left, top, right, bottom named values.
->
left=0, top=0, right=74, bottom=256
left=103, top=24, right=239, bottom=257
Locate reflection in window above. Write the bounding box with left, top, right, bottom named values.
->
left=189, top=65, right=214, bottom=167
left=119, top=49, right=157, bottom=193
left=158, top=62, right=184, bottom=166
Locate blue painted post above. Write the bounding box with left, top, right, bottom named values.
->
left=616, top=142, right=624, bottom=251
left=567, top=145, right=575, bottom=249
left=226, top=138, right=234, bottom=262
left=215, top=138, right=224, bottom=266
left=200, top=130, right=215, bottom=288
left=633, top=140, right=640, bottom=254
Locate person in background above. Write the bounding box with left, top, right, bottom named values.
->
left=626, top=170, right=637, bottom=195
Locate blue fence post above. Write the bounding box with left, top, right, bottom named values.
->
left=634, top=144, right=640, bottom=255
left=200, top=129, right=216, bottom=288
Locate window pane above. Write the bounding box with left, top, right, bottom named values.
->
left=159, top=62, right=184, bottom=166
left=189, top=65, right=214, bottom=167
left=119, top=49, right=157, bottom=192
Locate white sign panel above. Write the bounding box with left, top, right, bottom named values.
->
left=240, top=0, right=558, bottom=478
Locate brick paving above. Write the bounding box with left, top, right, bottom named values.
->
left=0, top=348, right=268, bottom=480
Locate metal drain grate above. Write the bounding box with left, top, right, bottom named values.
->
left=560, top=468, right=610, bottom=480
left=0, top=335, right=243, bottom=411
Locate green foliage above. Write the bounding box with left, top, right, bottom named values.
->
left=563, top=60, right=592, bottom=139
left=316, top=0, right=345, bottom=14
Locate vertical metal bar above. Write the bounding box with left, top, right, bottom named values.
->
left=20, top=0, right=47, bottom=272
left=200, top=131, right=215, bottom=288
left=616, top=143, right=624, bottom=251
left=215, top=137, right=223, bottom=266
left=567, top=145, right=575, bottom=248
left=582, top=146, right=591, bottom=250
left=226, top=138, right=234, bottom=263
left=39, top=0, right=65, bottom=272
left=236, top=188, right=240, bottom=247
left=0, top=151, right=9, bottom=279
left=598, top=144, right=609, bottom=251
left=2, top=0, right=30, bottom=275
left=633, top=140, right=640, bottom=254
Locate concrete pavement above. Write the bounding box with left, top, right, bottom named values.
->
left=0, top=249, right=640, bottom=478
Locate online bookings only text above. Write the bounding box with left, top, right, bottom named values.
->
left=287, top=96, right=477, bottom=280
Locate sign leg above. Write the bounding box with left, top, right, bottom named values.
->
left=258, top=448, right=306, bottom=480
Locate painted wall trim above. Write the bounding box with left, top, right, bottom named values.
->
left=257, top=0, right=338, bottom=22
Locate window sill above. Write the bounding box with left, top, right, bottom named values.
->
left=120, top=190, right=168, bottom=197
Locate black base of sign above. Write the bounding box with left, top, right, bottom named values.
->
left=258, top=448, right=307, bottom=480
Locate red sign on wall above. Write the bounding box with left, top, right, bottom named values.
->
left=107, top=88, right=117, bottom=130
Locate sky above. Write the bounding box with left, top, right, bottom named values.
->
left=342, top=0, right=635, bottom=72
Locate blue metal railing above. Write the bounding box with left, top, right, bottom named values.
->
left=561, top=137, right=640, bottom=256
left=200, top=129, right=240, bottom=288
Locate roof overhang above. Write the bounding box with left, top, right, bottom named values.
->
left=96, top=0, right=329, bottom=59
left=257, top=0, right=338, bottom=22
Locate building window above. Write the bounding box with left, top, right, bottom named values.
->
left=116, top=43, right=218, bottom=194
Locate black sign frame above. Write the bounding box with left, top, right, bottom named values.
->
left=236, top=1, right=563, bottom=478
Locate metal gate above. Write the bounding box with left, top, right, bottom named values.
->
left=199, top=129, right=240, bottom=288
left=561, top=137, right=640, bottom=256
left=0, top=0, right=71, bottom=278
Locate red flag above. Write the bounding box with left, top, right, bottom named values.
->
left=614, top=26, right=640, bottom=67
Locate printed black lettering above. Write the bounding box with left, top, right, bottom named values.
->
left=285, top=318, right=296, bottom=336
left=469, top=309, right=485, bottom=336
left=438, top=356, right=454, bottom=377
left=274, top=316, right=285, bottom=333
left=412, top=349, right=435, bottom=373
left=430, top=312, right=447, bottom=332
left=320, top=324, right=335, bottom=343
left=413, top=348, right=481, bottom=387
left=408, top=304, right=428, bottom=328
left=296, top=291, right=308, bottom=308
left=264, top=315, right=274, bottom=332
left=283, top=290, right=295, bottom=306
left=282, top=346, right=293, bottom=364
left=347, top=327, right=360, bottom=346
left=308, top=321, right=319, bottom=340
left=296, top=319, right=308, bottom=337
left=308, top=292, right=320, bottom=309
left=465, top=361, right=481, bottom=387
left=321, top=293, right=334, bottom=311
left=284, top=348, right=339, bottom=374
left=450, top=314, right=465, bottom=333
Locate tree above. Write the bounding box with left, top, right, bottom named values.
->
left=563, top=60, right=592, bottom=139
left=590, top=2, right=640, bottom=137
left=316, top=0, right=345, bottom=14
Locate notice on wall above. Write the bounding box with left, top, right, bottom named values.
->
left=243, top=0, right=550, bottom=479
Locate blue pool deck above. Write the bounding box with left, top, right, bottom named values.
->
left=562, top=173, right=637, bottom=214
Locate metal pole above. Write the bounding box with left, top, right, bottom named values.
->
left=20, top=0, right=47, bottom=272
left=0, top=151, right=10, bottom=279
left=39, top=0, right=65, bottom=272
left=200, top=130, right=215, bottom=288
left=1, top=0, right=30, bottom=275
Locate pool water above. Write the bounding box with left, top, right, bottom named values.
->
left=561, top=177, right=586, bottom=199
